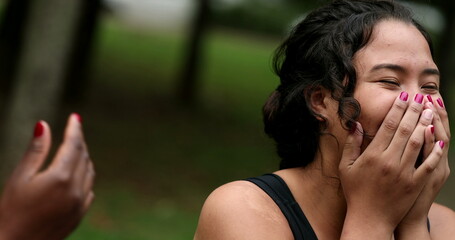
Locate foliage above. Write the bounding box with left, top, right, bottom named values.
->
left=65, top=18, right=281, bottom=239
left=210, top=0, right=314, bottom=35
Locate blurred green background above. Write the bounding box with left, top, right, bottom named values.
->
left=0, top=0, right=453, bottom=239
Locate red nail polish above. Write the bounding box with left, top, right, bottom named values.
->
left=414, top=94, right=423, bottom=104
left=439, top=141, right=445, bottom=149
left=73, top=113, right=82, bottom=123
left=437, top=98, right=444, bottom=108
left=34, top=121, right=44, bottom=137
left=430, top=126, right=434, bottom=134
left=400, top=92, right=408, bottom=101
left=426, top=95, right=433, bottom=104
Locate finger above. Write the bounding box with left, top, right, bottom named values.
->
left=16, top=121, right=52, bottom=179
left=426, top=98, right=450, bottom=170
left=49, top=113, right=86, bottom=173
left=413, top=124, right=434, bottom=169
left=340, top=122, right=363, bottom=170
left=368, top=92, right=408, bottom=150
left=386, top=93, right=424, bottom=155
left=82, top=191, right=95, bottom=215
left=73, top=151, right=89, bottom=195
left=425, top=98, right=450, bottom=167
left=399, top=109, right=433, bottom=169
left=422, top=125, right=435, bottom=159
left=83, top=161, right=95, bottom=195
left=412, top=100, right=433, bottom=167
left=74, top=154, right=95, bottom=197
left=414, top=141, right=444, bottom=182
left=434, top=97, right=450, bottom=141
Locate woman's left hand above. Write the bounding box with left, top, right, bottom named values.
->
left=0, top=114, right=95, bottom=240
left=395, top=96, right=450, bottom=239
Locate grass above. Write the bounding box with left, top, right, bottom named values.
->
left=66, top=18, right=282, bottom=239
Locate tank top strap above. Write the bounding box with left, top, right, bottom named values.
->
left=245, top=173, right=318, bottom=240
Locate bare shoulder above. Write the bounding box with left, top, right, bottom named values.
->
left=193, top=180, right=293, bottom=240
left=429, top=203, right=455, bottom=239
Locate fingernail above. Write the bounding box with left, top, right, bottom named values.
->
left=426, top=95, right=434, bottom=104
left=414, top=94, right=423, bottom=104
left=422, top=109, right=433, bottom=120
left=430, top=125, right=434, bottom=134
left=400, top=91, right=408, bottom=101
left=73, top=113, right=82, bottom=123
left=439, top=140, right=445, bottom=149
left=437, top=98, right=444, bottom=108
left=34, top=121, right=44, bottom=137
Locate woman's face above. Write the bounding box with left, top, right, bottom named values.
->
left=352, top=20, right=440, bottom=150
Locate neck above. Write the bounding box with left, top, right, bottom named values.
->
left=275, top=134, right=348, bottom=238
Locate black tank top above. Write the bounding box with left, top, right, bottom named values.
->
left=246, top=174, right=318, bottom=240
left=246, top=174, right=431, bottom=239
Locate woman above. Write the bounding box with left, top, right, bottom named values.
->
left=0, top=113, right=95, bottom=239
left=194, top=0, right=455, bottom=239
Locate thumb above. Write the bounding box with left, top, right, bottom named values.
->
left=15, top=121, right=52, bottom=178
left=339, top=122, right=363, bottom=171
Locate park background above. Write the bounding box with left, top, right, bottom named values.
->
left=0, top=0, right=453, bottom=239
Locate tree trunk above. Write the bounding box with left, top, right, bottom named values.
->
left=434, top=1, right=455, bottom=97
left=0, top=0, right=85, bottom=181
left=176, top=0, right=210, bottom=105
left=63, top=0, right=102, bottom=106
left=0, top=0, right=30, bottom=105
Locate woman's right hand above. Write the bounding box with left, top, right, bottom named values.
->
left=0, top=114, right=95, bottom=240
left=394, top=96, right=451, bottom=239
left=339, top=93, right=444, bottom=239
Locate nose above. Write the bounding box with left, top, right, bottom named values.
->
left=406, top=87, right=427, bottom=104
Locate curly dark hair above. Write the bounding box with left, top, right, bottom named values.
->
left=263, top=0, right=434, bottom=169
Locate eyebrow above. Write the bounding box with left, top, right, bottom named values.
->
left=370, top=63, right=440, bottom=76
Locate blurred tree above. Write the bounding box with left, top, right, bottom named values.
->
left=176, top=0, right=211, bottom=105
left=430, top=0, right=455, bottom=98
left=210, top=0, right=327, bottom=35
left=63, top=0, right=102, bottom=105
left=176, top=0, right=332, bottom=104
left=0, top=0, right=87, bottom=181
left=0, top=0, right=30, bottom=107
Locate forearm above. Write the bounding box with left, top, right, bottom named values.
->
left=394, top=219, right=431, bottom=240
left=341, top=211, right=394, bottom=240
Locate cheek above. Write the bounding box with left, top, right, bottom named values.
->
left=358, top=104, right=387, bottom=136
left=355, top=91, right=396, bottom=140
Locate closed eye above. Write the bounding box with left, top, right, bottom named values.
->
left=422, top=85, right=439, bottom=90
left=422, top=84, right=439, bottom=94
left=378, top=80, right=399, bottom=86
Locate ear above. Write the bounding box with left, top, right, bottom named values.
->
left=307, top=87, right=334, bottom=122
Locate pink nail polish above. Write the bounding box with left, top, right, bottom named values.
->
left=426, top=95, right=433, bottom=104
left=34, top=121, right=44, bottom=137
left=430, top=125, right=434, bottom=134
left=400, top=92, right=408, bottom=101
left=73, top=113, right=82, bottom=123
left=437, top=98, right=444, bottom=108
left=414, top=94, right=423, bottom=104
left=439, top=141, right=445, bottom=149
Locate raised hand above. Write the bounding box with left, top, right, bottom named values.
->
left=339, top=93, right=444, bottom=239
left=0, top=114, right=95, bottom=240
left=395, top=96, right=450, bottom=239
